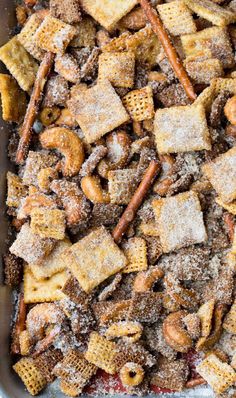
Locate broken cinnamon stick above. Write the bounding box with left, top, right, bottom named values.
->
left=11, top=292, right=27, bottom=354
left=223, top=212, right=235, bottom=243
left=140, top=0, right=196, bottom=101
left=16, top=52, right=55, bottom=164
left=185, top=377, right=207, bottom=389
left=112, top=159, right=160, bottom=243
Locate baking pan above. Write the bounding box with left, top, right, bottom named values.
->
left=0, top=2, right=214, bottom=397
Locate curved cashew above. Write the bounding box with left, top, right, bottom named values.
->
left=81, top=175, right=110, bottom=204
left=40, top=127, right=84, bottom=177
left=120, top=362, right=144, bottom=387
left=163, top=310, right=193, bottom=353
left=133, top=267, right=164, bottom=292
left=224, top=96, right=236, bottom=125
left=37, top=167, right=58, bottom=193
left=105, top=321, right=143, bottom=343
left=153, top=154, right=175, bottom=196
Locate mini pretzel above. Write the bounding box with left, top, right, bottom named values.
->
left=11, top=293, right=27, bottom=355
left=133, top=267, right=164, bottom=292
left=16, top=52, right=55, bottom=164
left=139, top=0, right=196, bottom=101
left=112, top=160, right=160, bottom=243
left=120, top=362, right=144, bottom=387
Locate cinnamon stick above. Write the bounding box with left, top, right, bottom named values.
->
left=16, top=52, right=55, bottom=164
left=11, top=292, right=27, bottom=354
left=185, top=377, right=207, bottom=389
left=223, top=212, right=235, bottom=243
left=140, top=0, right=196, bottom=101
left=112, top=160, right=160, bottom=243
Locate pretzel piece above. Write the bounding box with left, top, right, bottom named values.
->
left=11, top=293, right=27, bottom=355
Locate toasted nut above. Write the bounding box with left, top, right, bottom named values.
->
left=133, top=267, right=164, bottom=292
left=120, top=362, right=144, bottom=387
left=55, top=108, right=78, bottom=128
left=163, top=311, right=193, bottom=353
left=153, top=154, right=175, bottom=196
left=106, top=321, right=143, bottom=343
left=39, top=107, right=61, bottom=127
left=40, top=127, right=84, bottom=177
left=81, top=175, right=110, bottom=204
left=224, top=96, right=236, bottom=126
left=37, top=168, right=58, bottom=193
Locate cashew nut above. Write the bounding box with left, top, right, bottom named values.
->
left=105, top=321, right=143, bottom=343
left=224, top=95, right=236, bottom=125
left=40, top=127, right=84, bottom=177
left=153, top=154, right=175, bottom=196
left=81, top=175, right=110, bottom=204
left=133, top=267, right=164, bottom=292
left=163, top=310, right=193, bottom=353
left=37, top=167, right=58, bottom=193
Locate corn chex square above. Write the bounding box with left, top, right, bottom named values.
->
left=98, top=52, right=135, bottom=88
left=22, top=151, right=57, bottom=186
left=50, top=0, right=81, bottom=25
left=6, top=171, right=28, bottom=208
left=223, top=300, right=236, bottom=334
left=0, top=36, right=38, bottom=92
left=64, top=226, right=127, bottom=293
left=212, top=77, right=236, bottom=95
left=13, top=357, right=47, bottom=396
left=18, top=13, right=45, bottom=61
left=35, top=15, right=77, bottom=54
left=68, top=80, right=129, bottom=144
left=157, top=1, right=196, bottom=36
left=185, top=58, right=223, bottom=85
left=197, top=299, right=215, bottom=337
left=70, top=17, right=96, bottom=48
left=123, top=86, right=154, bottom=122
left=0, top=74, right=27, bottom=122
left=85, top=332, right=117, bottom=374
left=108, top=169, right=138, bottom=205
left=154, top=104, right=211, bottom=154
left=123, top=237, right=148, bottom=273
left=30, top=208, right=66, bottom=240
left=184, top=0, right=236, bottom=27
left=197, top=354, right=236, bottom=394
left=80, top=0, right=139, bottom=31
left=202, top=146, right=236, bottom=203
left=152, top=191, right=207, bottom=253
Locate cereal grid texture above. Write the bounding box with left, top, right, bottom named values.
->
left=157, top=1, right=196, bottom=36
left=85, top=332, right=117, bottom=374
left=123, top=237, right=148, bottom=273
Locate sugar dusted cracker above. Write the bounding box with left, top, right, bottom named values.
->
left=184, top=0, right=236, bottom=27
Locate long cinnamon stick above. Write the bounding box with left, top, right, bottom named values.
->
left=140, top=0, right=196, bottom=101
left=11, top=292, right=27, bottom=354
left=112, top=160, right=160, bottom=243
left=16, top=52, right=55, bottom=164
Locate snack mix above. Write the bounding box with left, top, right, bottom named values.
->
left=1, top=0, right=236, bottom=396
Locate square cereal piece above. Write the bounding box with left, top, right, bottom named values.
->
left=67, top=80, right=129, bottom=144
left=64, top=226, right=127, bottom=292
left=98, top=52, right=135, bottom=88
left=10, top=223, right=55, bottom=263
left=35, top=15, right=77, bottom=54
left=215, top=197, right=236, bottom=215
left=22, top=151, right=57, bottom=186
left=197, top=354, right=236, bottom=394
left=181, top=27, right=235, bottom=69
left=202, top=146, right=236, bottom=203
left=70, top=17, right=96, bottom=48
left=0, top=74, right=27, bottom=122
left=50, top=0, right=81, bottom=24
left=157, top=1, right=196, bottom=36
left=184, top=0, right=236, bottom=27
left=33, top=348, right=63, bottom=383
left=13, top=357, right=47, bottom=396
left=85, top=332, right=117, bottom=374
left=123, top=86, right=154, bottom=122
left=154, top=104, right=211, bottom=154
left=6, top=171, right=28, bottom=208
left=185, top=58, right=223, bottom=85
left=29, top=239, right=71, bottom=281
left=152, top=191, right=207, bottom=253
left=212, top=78, right=236, bottom=95
left=198, top=299, right=215, bottom=337
left=0, top=36, right=38, bottom=92
left=123, top=237, right=148, bottom=273
left=223, top=300, right=236, bottom=334
left=80, top=0, right=138, bottom=31
left=128, top=292, right=162, bottom=323
left=62, top=276, right=89, bottom=306
left=30, top=208, right=66, bottom=240
left=24, top=265, right=67, bottom=303
left=18, top=13, right=46, bottom=61
left=108, top=169, right=138, bottom=205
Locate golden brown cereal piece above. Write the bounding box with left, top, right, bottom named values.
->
left=33, top=348, right=63, bottom=383
left=18, top=13, right=46, bottom=61
left=68, top=80, right=129, bottom=144
left=194, top=85, right=216, bottom=112
left=55, top=108, right=78, bottom=128
left=120, top=362, right=144, bottom=387
left=196, top=304, right=227, bottom=351
left=138, top=220, right=159, bottom=237
left=151, top=358, right=189, bottom=391
left=10, top=223, right=54, bottom=264
left=59, top=380, right=79, bottom=397
left=106, top=321, right=143, bottom=343
left=19, top=330, right=32, bottom=356
left=71, top=17, right=96, bottom=48
left=37, top=167, right=58, bottom=193
left=16, top=5, right=28, bottom=26
left=0, top=74, right=27, bottom=122
left=80, top=0, right=139, bottom=31
left=123, top=237, right=148, bottom=274
left=185, top=58, right=223, bottom=85
left=30, top=208, right=66, bottom=240
left=23, top=151, right=57, bottom=187
left=50, top=0, right=81, bottom=24
left=98, top=52, right=135, bottom=88
left=0, top=36, right=38, bottom=92
left=55, top=54, right=80, bottom=84
left=35, top=15, right=76, bottom=54
left=216, top=197, right=236, bottom=215
left=99, top=300, right=132, bottom=325
left=197, top=354, right=236, bottom=394
left=81, top=175, right=110, bottom=204
left=198, top=299, right=215, bottom=338
left=40, top=127, right=84, bottom=177
left=24, top=265, right=67, bottom=304
left=152, top=191, right=207, bottom=253
left=119, top=7, right=146, bottom=30
left=128, top=292, right=162, bottom=323
left=13, top=357, right=47, bottom=396
left=6, top=172, right=28, bottom=208
left=123, top=86, right=154, bottom=122
left=64, top=226, right=127, bottom=293
left=39, top=107, right=61, bottom=127
left=29, top=239, right=71, bottom=281
left=85, top=332, right=117, bottom=374
left=212, top=78, right=236, bottom=95
left=3, top=252, right=23, bottom=287
left=133, top=267, right=164, bottom=292
left=202, top=146, right=236, bottom=203
left=163, top=310, right=193, bottom=353
left=224, top=96, right=236, bottom=126
left=154, top=104, right=211, bottom=154
left=17, top=190, right=56, bottom=220
left=62, top=276, right=89, bottom=306
left=223, top=300, right=236, bottom=334
left=184, top=0, right=236, bottom=27
left=157, top=1, right=196, bottom=36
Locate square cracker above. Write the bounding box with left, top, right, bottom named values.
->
left=184, top=0, right=236, bottom=27
left=24, top=265, right=67, bottom=303
left=85, top=332, right=117, bottom=374
left=0, top=36, right=38, bottom=92
left=35, top=15, right=76, bottom=54
left=64, top=226, right=127, bottom=293
left=30, top=208, right=66, bottom=240
left=18, top=13, right=45, bottom=61
left=29, top=239, right=71, bottom=281
left=0, top=74, right=27, bottom=122
left=123, top=237, right=148, bottom=273
left=154, top=104, right=211, bottom=154
left=202, top=146, right=236, bottom=203
left=98, top=52, right=135, bottom=88
left=67, top=80, right=129, bottom=144
left=157, top=1, right=196, bottom=36
left=80, top=0, right=139, bottom=31
left=152, top=191, right=207, bottom=253
left=123, top=86, right=154, bottom=122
